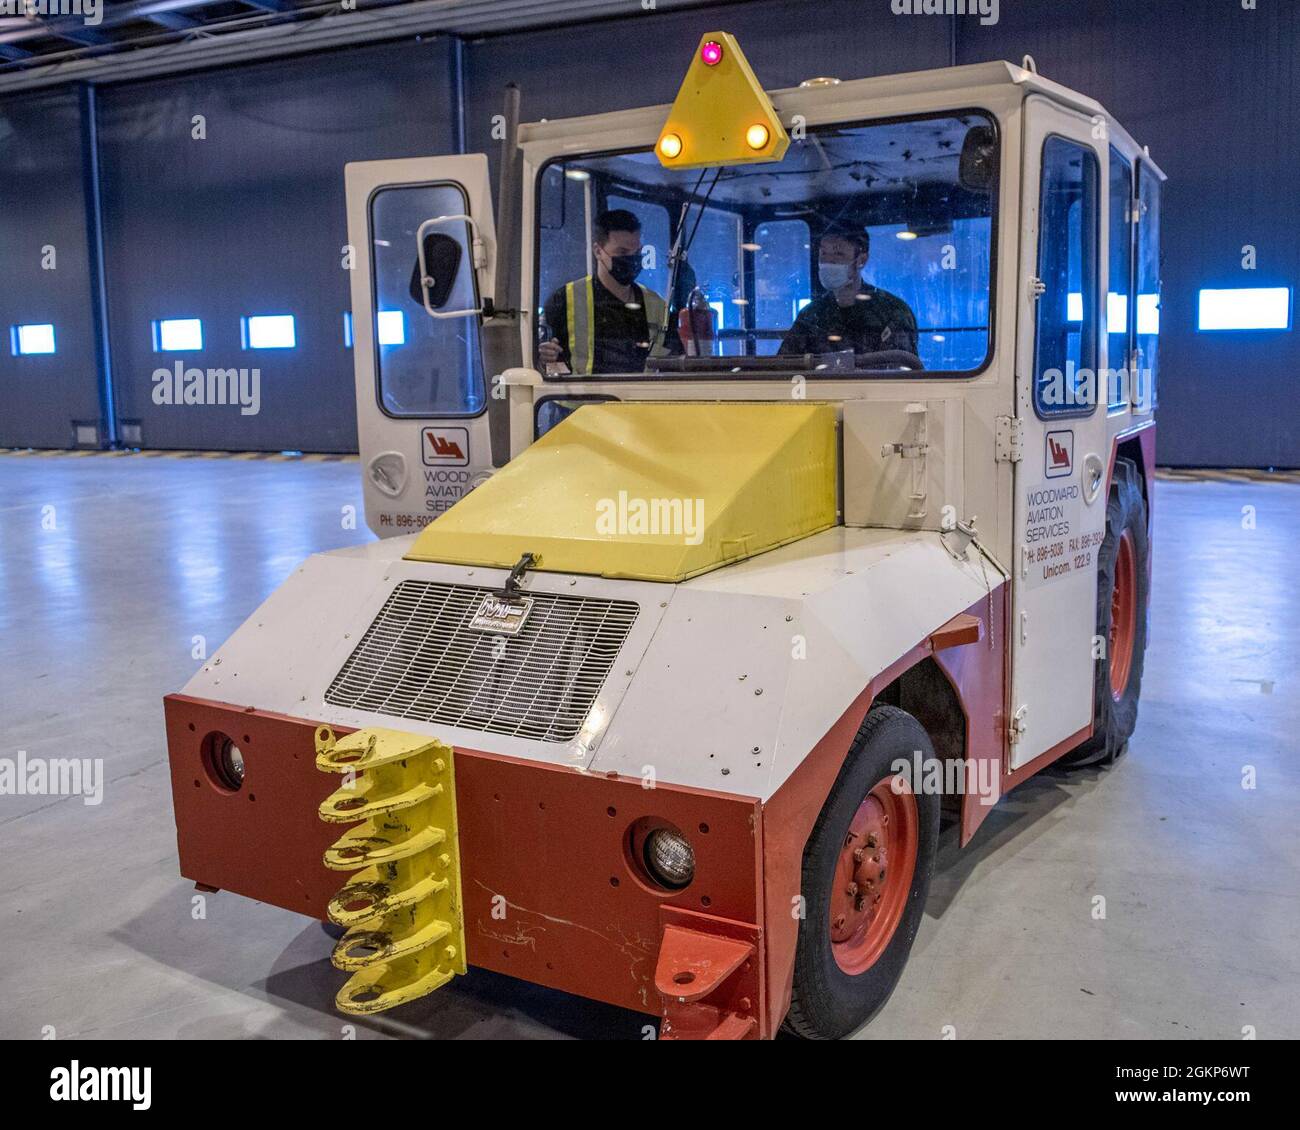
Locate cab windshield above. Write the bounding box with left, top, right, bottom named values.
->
left=535, top=110, right=997, bottom=378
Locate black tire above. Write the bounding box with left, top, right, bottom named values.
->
left=784, top=705, right=940, bottom=1040
left=1060, top=458, right=1150, bottom=767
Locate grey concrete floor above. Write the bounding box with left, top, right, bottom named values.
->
left=1, top=454, right=1297, bottom=1040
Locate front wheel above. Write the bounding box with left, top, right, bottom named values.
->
left=1060, top=458, right=1150, bottom=766
left=785, top=705, right=940, bottom=1039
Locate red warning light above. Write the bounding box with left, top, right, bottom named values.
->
left=701, top=40, right=724, bottom=66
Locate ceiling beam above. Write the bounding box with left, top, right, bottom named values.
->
left=147, top=12, right=204, bottom=30
left=0, top=0, right=715, bottom=92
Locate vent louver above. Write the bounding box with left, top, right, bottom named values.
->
left=325, top=581, right=639, bottom=743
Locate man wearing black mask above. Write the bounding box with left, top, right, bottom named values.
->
left=539, top=209, right=677, bottom=375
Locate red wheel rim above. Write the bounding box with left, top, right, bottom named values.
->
left=1109, top=528, right=1137, bottom=701
left=829, top=776, right=919, bottom=976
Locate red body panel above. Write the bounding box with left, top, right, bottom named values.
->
left=165, top=695, right=763, bottom=1026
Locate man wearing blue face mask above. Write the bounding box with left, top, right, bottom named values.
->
left=539, top=209, right=678, bottom=375
left=778, top=229, right=918, bottom=363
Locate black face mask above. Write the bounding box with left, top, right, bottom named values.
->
left=606, top=252, right=643, bottom=286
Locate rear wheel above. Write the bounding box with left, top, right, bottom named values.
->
left=785, top=706, right=940, bottom=1039
left=1060, top=458, right=1150, bottom=766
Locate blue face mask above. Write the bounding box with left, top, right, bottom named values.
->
left=818, top=261, right=858, bottom=291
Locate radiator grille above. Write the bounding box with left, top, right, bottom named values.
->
left=324, top=581, right=639, bottom=743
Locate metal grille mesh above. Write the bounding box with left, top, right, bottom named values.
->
left=325, top=581, right=639, bottom=743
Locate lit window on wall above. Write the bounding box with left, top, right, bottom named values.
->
left=1197, top=287, right=1291, bottom=331
left=1107, top=293, right=1128, bottom=333
left=377, top=310, right=406, bottom=346
left=1137, top=293, right=1160, bottom=336
left=10, top=323, right=56, bottom=355
left=1067, top=292, right=1084, bottom=322
left=152, top=318, right=203, bottom=352
left=241, top=314, right=297, bottom=349
left=343, top=312, right=353, bottom=348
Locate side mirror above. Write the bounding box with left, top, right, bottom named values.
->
left=959, top=124, right=997, bottom=192
left=409, top=232, right=464, bottom=310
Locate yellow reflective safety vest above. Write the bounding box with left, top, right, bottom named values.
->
left=564, top=276, right=670, bottom=375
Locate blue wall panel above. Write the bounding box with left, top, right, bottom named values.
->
left=0, top=90, right=103, bottom=449
left=96, top=39, right=462, bottom=453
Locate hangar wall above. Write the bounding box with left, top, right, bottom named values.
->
left=0, top=90, right=103, bottom=450
left=95, top=39, right=462, bottom=454
left=2, top=0, right=1296, bottom=465
left=957, top=0, right=1300, bottom=469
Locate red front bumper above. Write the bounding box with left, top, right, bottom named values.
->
left=164, top=693, right=768, bottom=1037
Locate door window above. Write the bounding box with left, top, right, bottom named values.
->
left=1135, top=164, right=1162, bottom=411
left=369, top=182, right=486, bottom=418
left=1033, top=136, right=1100, bottom=417
left=1107, top=149, right=1133, bottom=409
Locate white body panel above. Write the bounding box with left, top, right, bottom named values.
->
left=183, top=529, right=996, bottom=801
left=595, top=527, right=997, bottom=798
left=344, top=155, right=497, bottom=538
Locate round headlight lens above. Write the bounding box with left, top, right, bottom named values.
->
left=213, top=736, right=245, bottom=790
left=644, top=827, right=695, bottom=889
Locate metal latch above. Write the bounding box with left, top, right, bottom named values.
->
left=880, top=402, right=929, bottom=521
left=995, top=416, right=1024, bottom=463
left=498, top=550, right=540, bottom=600
left=1028, top=276, right=1047, bottom=300
left=1009, top=705, right=1028, bottom=744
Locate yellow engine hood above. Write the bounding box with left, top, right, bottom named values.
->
left=405, top=402, right=838, bottom=582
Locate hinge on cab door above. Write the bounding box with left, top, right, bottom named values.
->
left=995, top=416, right=1024, bottom=463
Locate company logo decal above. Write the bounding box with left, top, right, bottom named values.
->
left=1045, top=429, right=1074, bottom=479
left=421, top=427, right=469, bottom=467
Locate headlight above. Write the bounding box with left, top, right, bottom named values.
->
left=203, top=732, right=245, bottom=791
left=220, top=739, right=246, bottom=786
left=644, top=827, right=695, bottom=889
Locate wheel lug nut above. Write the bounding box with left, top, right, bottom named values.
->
left=853, top=848, right=865, bottom=863
left=865, top=834, right=878, bottom=849
left=846, top=883, right=858, bottom=896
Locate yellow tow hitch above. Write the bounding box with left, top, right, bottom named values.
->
left=315, top=726, right=467, bottom=1015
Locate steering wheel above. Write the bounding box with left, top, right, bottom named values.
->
left=855, top=349, right=925, bottom=371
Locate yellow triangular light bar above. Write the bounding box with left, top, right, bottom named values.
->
left=657, top=32, right=789, bottom=170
